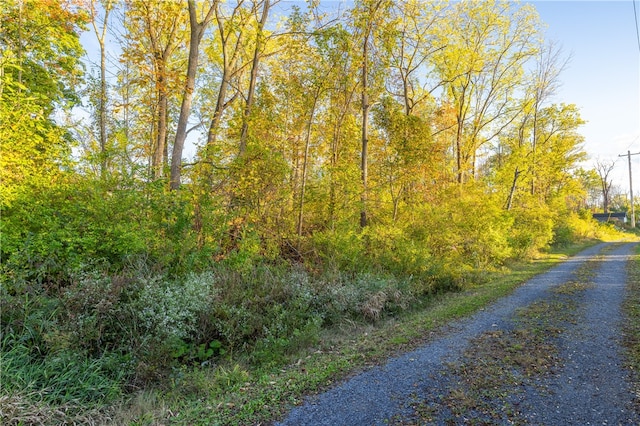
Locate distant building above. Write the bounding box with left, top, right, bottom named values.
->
left=592, top=212, right=628, bottom=224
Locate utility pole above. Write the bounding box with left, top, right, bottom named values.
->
left=618, top=150, right=640, bottom=228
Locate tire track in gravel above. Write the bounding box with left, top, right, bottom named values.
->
left=275, top=243, right=639, bottom=425
left=517, top=242, right=639, bottom=425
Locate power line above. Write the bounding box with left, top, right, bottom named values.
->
left=625, top=135, right=640, bottom=152
left=634, top=0, right=640, bottom=53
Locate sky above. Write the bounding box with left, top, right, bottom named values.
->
left=529, top=0, right=640, bottom=192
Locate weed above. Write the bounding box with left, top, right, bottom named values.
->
left=622, top=244, right=640, bottom=409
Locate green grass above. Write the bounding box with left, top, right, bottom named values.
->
left=622, top=242, right=640, bottom=410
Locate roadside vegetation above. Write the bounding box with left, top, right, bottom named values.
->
left=2, top=227, right=633, bottom=425
left=2, top=0, right=640, bottom=424
left=623, top=242, right=640, bottom=411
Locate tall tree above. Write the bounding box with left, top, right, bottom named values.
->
left=354, top=0, right=390, bottom=228
left=376, top=0, right=448, bottom=221
left=170, top=0, right=217, bottom=190
left=238, top=0, right=271, bottom=155
left=528, top=41, right=568, bottom=196
left=88, top=0, right=113, bottom=178
left=0, top=0, right=85, bottom=204
left=123, top=0, right=188, bottom=180
left=204, top=0, right=251, bottom=150
left=595, top=159, right=616, bottom=213
left=501, top=41, right=567, bottom=209
left=434, top=0, right=541, bottom=184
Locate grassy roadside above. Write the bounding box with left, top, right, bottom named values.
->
left=102, top=240, right=601, bottom=426
left=623, top=242, right=640, bottom=410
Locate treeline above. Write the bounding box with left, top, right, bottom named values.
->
left=2, top=0, right=598, bottom=274
left=0, top=0, right=606, bottom=414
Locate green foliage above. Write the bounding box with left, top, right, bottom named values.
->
left=1, top=179, right=206, bottom=288
left=135, top=272, right=219, bottom=342
left=1, top=0, right=86, bottom=109
left=508, top=204, right=555, bottom=258
left=0, top=0, right=613, bottom=422
left=552, top=210, right=599, bottom=247
left=0, top=289, right=126, bottom=407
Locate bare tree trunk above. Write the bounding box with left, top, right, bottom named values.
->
left=360, top=14, right=372, bottom=229
left=455, top=115, right=464, bottom=184
left=99, top=31, right=108, bottom=177
left=90, top=0, right=112, bottom=178
left=206, top=2, right=246, bottom=149
left=595, top=159, right=615, bottom=213
left=297, top=92, right=319, bottom=237
left=171, top=0, right=216, bottom=190
left=152, top=63, right=167, bottom=179
left=505, top=168, right=520, bottom=210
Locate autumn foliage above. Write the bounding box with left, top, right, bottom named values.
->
left=0, top=0, right=607, bottom=419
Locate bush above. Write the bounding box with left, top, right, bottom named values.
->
left=552, top=210, right=599, bottom=247
left=135, top=272, right=219, bottom=342
left=0, top=179, right=205, bottom=289
left=508, top=205, right=555, bottom=259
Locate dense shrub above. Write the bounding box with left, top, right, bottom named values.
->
left=0, top=180, right=206, bottom=290
left=507, top=205, right=555, bottom=259
left=552, top=210, right=599, bottom=247
left=1, top=176, right=605, bottom=415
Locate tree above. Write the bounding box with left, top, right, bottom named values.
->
left=122, top=0, right=189, bottom=180
left=170, top=0, right=217, bottom=190
left=501, top=41, right=568, bottom=209
left=434, top=0, right=541, bottom=184
left=594, top=159, right=616, bottom=213
left=316, top=24, right=360, bottom=229
left=528, top=41, right=568, bottom=196
left=87, top=0, right=113, bottom=178
left=526, top=103, right=586, bottom=203
left=238, top=0, right=271, bottom=155
left=376, top=1, right=447, bottom=221
left=353, top=0, right=391, bottom=228
left=0, top=0, right=85, bottom=204
left=0, top=0, right=85, bottom=109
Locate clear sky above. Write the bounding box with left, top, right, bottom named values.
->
left=529, top=0, right=640, bottom=191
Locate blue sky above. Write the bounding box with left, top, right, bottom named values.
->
left=529, top=0, right=640, bottom=190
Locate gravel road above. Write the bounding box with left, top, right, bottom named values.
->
left=276, top=242, right=639, bottom=425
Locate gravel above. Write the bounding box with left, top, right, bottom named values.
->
left=275, top=242, right=640, bottom=425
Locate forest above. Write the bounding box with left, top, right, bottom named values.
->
left=0, top=0, right=630, bottom=423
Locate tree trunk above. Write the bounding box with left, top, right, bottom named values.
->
left=206, top=4, right=245, bottom=149
left=99, top=33, right=107, bottom=177
left=171, top=0, right=216, bottom=191
left=505, top=168, right=520, bottom=210
left=360, top=22, right=370, bottom=229
left=152, top=62, right=167, bottom=179
left=90, top=0, right=111, bottom=178
left=297, top=92, right=319, bottom=237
